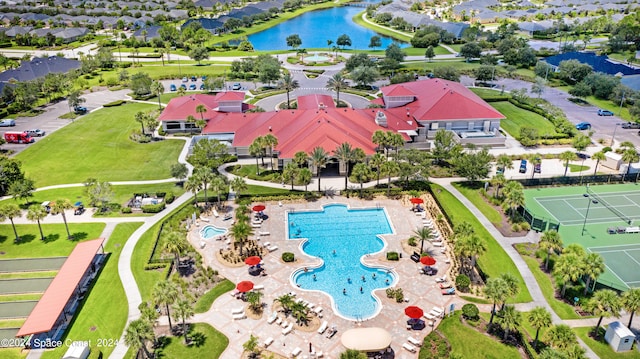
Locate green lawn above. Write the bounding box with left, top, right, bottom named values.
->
left=470, top=88, right=508, bottom=99
left=131, top=223, right=167, bottom=302
left=0, top=348, right=25, bottom=359
left=0, top=183, right=185, bottom=210
left=490, top=101, right=558, bottom=139
left=194, top=279, right=235, bottom=313
left=0, top=293, right=42, bottom=302
left=244, top=184, right=293, bottom=196
left=575, top=326, right=640, bottom=359
left=0, top=318, right=25, bottom=328
left=41, top=222, right=142, bottom=359
left=568, top=164, right=590, bottom=172
left=0, top=270, right=57, bottom=279
left=17, top=103, right=184, bottom=187
left=452, top=182, right=502, bottom=225
left=154, top=323, right=228, bottom=359
left=433, top=311, right=521, bottom=359
left=430, top=184, right=532, bottom=303
left=0, top=223, right=105, bottom=258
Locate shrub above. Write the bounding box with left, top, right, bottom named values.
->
left=164, top=192, right=175, bottom=204
left=141, top=203, right=165, bottom=213
left=103, top=100, right=126, bottom=107
left=407, top=237, right=417, bottom=246
left=456, top=274, right=471, bottom=292
left=386, top=251, right=399, bottom=261
left=394, top=288, right=404, bottom=303
left=121, top=207, right=132, bottom=214
left=386, top=288, right=395, bottom=298
left=282, top=252, right=295, bottom=262
left=462, top=303, right=479, bottom=320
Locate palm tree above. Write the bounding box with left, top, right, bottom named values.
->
left=230, top=221, right=252, bottom=255
left=0, top=204, right=21, bottom=242
left=499, top=273, right=520, bottom=309
left=26, top=204, right=48, bottom=240
left=334, top=142, right=356, bottom=190
left=51, top=199, right=73, bottom=239
left=413, top=226, right=434, bottom=254
left=279, top=72, right=299, bottom=109
left=283, top=163, right=299, bottom=190
left=230, top=177, right=247, bottom=199
left=621, top=148, right=639, bottom=181
left=544, top=324, right=576, bottom=351
left=308, top=147, right=329, bottom=192
left=249, top=140, right=263, bottom=175
left=172, top=298, right=194, bottom=343
left=194, top=167, right=214, bottom=206
left=554, top=252, right=584, bottom=297
left=163, top=231, right=187, bottom=267
left=135, top=111, right=148, bottom=135
left=584, top=289, right=621, bottom=338
left=297, top=168, right=312, bottom=191
left=559, top=151, right=577, bottom=177
left=528, top=306, right=552, bottom=350
left=245, top=290, right=263, bottom=312
left=582, top=252, right=604, bottom=294
left=372, top=130, right=388, bottom=155
left=326, top=73, right=348, bottom=106
left=502, top=181, right=524, bottom=220
left=484, top=277, right=510, bottom=324
left=293, top=151, right=308, bottom=168
left=387, top=132, right=405, bottom=159
left=369, top=153, right=386, bottom=185
left=592, top=151, right=606, bottom=176
left=124, top=319, right=155, bottom=359
left=622, top=288, right=640, bottom=328
left=339, top=349, right=367, bottom=359
left=496, top=154, right=513, bottom=172
left=495, top=305, right=521, bottom=341
left=243, top=334, right=261, bottom=359
left=274, top=294, right=296, bottom=314
left=184, top=176, right=202, bottom=206
left=350, top=163, right=372, bottom=197
left=210, top=175, right=227, bottom=207
left=529, top=156, right=541, bottom=179
left=153, top=280, right=178, bottom=331
left=195, top=104, right=207, bottom=122
left=152, top=81, right=164, bottom=110
left=262, top=134, right=278, bottom=169
left=539, top=230, right=563, bottom=272
left=290, top=301, right=310, bottom=325
left=462, top=234, right=486, bottom=270
left=381, top=160, right=399, bottom=196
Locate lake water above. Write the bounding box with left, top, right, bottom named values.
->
left=248, top=6, right=407, bottom=51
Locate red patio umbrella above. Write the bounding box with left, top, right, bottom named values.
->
left=244, top=256, right=261, bottom=266
left=420, top=256, right=436, bottom=266
left=252, top=204, right=266, bottom=212
left=404, top=306, right=424, bottom=319
left=236, top=281, right=254, bottom=293
left=410, top=198, right=424, bottom=204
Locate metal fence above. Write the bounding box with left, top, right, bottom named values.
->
left=516, top=173, right=638, bottom=187
left=518, top=206, right=560, bottom=232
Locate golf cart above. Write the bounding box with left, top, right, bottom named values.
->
left=74, top=201, right=85, bottom=215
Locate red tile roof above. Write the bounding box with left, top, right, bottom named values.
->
left=215, top=91, right=245, bottom=102
left=381, top=79, right=504, bottom=121
left=297, top=94, right=335, bottom=110
left=17, top=239, right=105, bottom=337
left=385, top=85, right=416, bottom=97
left=157, top=94, right=220, bottom=122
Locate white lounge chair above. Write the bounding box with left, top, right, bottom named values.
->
left=402, top=343, right=417, bottom=353
left=253, top=284, right=264, bottom=291
left=291, top=347, right=301, bottom=357
left=259, top=231, right=270, bottom=236
left=263, top=241, right=271, bottom=248
left=407, top=336, right=422, bottom=346
left=281, top=320, right=289, bottom=328
left=314, top=351, right=324, bottom=358
left=282, top=323, right=294, bottom=335
left=429, top=309, right=441, bottom=317
left=264, top=337, right=274, bottom=348
left=423, top=312, right=436, bottom=320
left=251, top=223, right=262, bottom=228
left=267, top=245, right=278, bottom=252
left=433, top=306, right=445, bottom=314
left=318, top=320, right=328, bottom=334
left=267, top=312, right=277, bottom=324
left=275, top=317, right=283, bottom=325
left=232, top=312, right=246, bottom=320
left=432, top=241, right=444, bottom=247
left=313, top=306, right=323, bottom=314
left=200, top=216, right=210, bottom=222
left=212, top=209, right=219, bottom=218
left=232, top=307, right=244, bottom=315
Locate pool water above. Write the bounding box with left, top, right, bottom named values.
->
left=200, top=225, right=227, bottom=239
left=289, top=204, right=394, bottom=320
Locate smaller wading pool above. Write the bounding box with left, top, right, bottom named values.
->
left=200, top=225, right=227, bottom=240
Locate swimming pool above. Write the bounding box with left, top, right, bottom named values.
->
left=289, top=204, right=395, bottom=320
left=199, top=225, right=227, bottom=240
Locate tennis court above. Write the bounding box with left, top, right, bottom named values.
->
left=533, top=188, right=640, bottom=226
left=589, top=244, right=640, bottom=288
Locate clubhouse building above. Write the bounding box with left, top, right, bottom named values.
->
left=157, top=78, right=505, bottom=170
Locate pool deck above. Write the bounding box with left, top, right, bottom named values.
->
left=185, top=196, right=462, bottom=358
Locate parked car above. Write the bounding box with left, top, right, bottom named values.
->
left=169, top=84, right=177, bottom=91
left=191, top=76, right=197, bottom=82
left=181, top=77, right=188, bottom=82
left=622, top=122, right=640, bottom=129
left=441, top=288, right=455, bottom=295
left=199, top=84, right=205, bottom=90
left=534, top=162, right=541, bottom=174
left=232, top=82, right=241, bottom=90
left=519, top=159, right=527, bottom=173
left=201, top=75, right=207, bottom=81
left=577, top=152, right=590, bottom=160
left=189, top=84, right=196, bottom=90
left=4, top=131, right=34, bottom=143
left=180, top=84, right=186, bottom=90
left=74, top=106, right=87, bottom=115
left=26, top=129, right=45, bottom=137
left=496, top=166, right=505, bottom=175
left=575, top=122, right=591, bottom=130
left=598, top=109, right=614, bottom=116
left=0, top=119, right=15, bottom=127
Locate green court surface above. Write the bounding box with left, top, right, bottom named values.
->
left=0, top=301, right=37, bottom=319
left=0, top=278, right=52, bottom=295
left=524, top=183, right=640, bottom=291
left=0, top=258, right=66, bottom=273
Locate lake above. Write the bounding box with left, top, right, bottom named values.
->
left=247, top=6, right=407, bottom=51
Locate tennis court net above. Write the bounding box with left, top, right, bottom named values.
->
left=587, top=187, right=633, bottom=224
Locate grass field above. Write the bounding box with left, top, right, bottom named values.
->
left=0, top=223, right=106, bottom=258
left=490, top=101, right=558, bottom=139
left=41, top=222, right=142, bottom=359
left=452, top=182, right=502, bottom=225
left=0, top=183, right=185, bottom=210
left=154, top=323, right=229, bottom=359
left=0, top=271, right=57, bottom=279
left=434, top=311, right=521, bottom=359
left=0, top=293, right=42, bottom=302
left=194, top=279, right=235, bottom=313
left=574, top=326, right=640, bottom=359
left=430, top=184, right=532, bottom=303
left=17, top=103, right=184, bottom=187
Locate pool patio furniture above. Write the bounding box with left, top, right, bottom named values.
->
left=402, top=343, right=417, bottom=353
left=232, top=312, right=246, bottom=320
left=264, top=337, right=274, bottom=347
left=259, top=231, right=270, bottom=236
left=268, top=245, right=279, bottom=252
left=407, top=336, right=422, bottom=346
left=318, top=320, right=328, bottom=334
left=267, top=312, right=277, bottom=324
left=291, top=347, right=302, bottom=357
left=213, top=209, right=219, bottom=218
left=282, top=322, right=294, bottom=335
left=232, top=307, right=244, bottom=315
